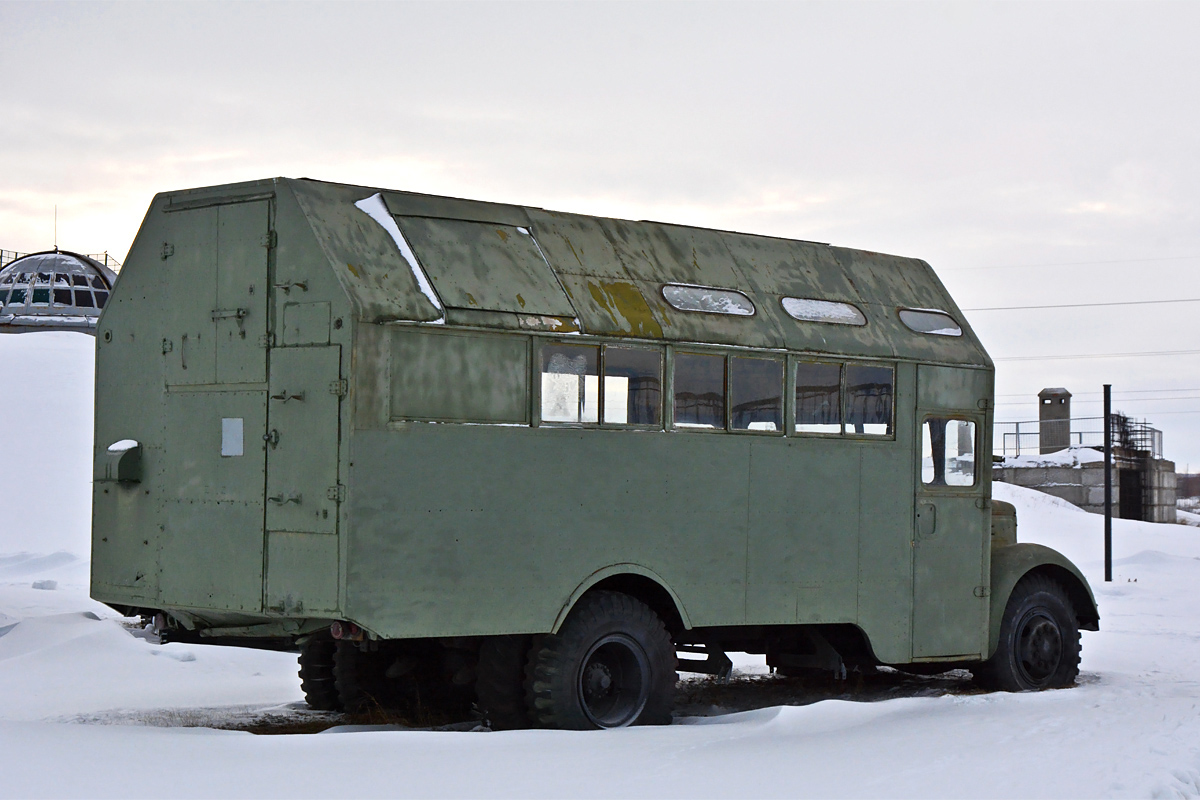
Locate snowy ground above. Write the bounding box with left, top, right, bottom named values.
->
left=1, top=483, right=1199, bottom=798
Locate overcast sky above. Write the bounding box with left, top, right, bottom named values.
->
left=4, top=1, right=1200, bottom=467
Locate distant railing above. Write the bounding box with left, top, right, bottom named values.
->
left=994, top=414, right=1162, bottom=459
left=0, top=249, right=121, bottom=270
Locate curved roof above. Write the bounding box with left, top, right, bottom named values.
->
left=0, top=250, right=117, bottom=335
left=162, top=178, right=991, bottom=368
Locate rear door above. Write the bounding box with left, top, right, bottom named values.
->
left=160, top=199, right=271, bottom=612
left=911, top=365, right=991, bottom=659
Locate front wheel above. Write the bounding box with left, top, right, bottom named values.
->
left=975, top=574, right=1081, bottom=691
left=526, top=591, right=677, bottom=729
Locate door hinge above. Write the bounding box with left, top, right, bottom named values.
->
left=329, top=379, right=348, bottom=397
left=977, top=398, right=992, bottom=410
left=212, top=308, right=249, bottom=321
left=161, top=338, right=173, bottom=354
left=973, top=586, right=991, bottom=598
left=261, top=230, right=277, bottom=249
left=258, top=333, right=274, bottom=348
left=160, top=242, right=175, bottom=260
left=263, top=429, right=280, bottom=448
left=976, top=497, right=991, bottom=509
left=327, top=484, right=346, bottom=503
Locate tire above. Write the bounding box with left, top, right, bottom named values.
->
left=975, top=573, right=1081, bottom=691
left=476, top=635, right=532, bottom=730
left=298, top=635, right=341, bottom=711
left=334, top=641, right=392, bottom=713
left=526, top=591, right=677, bottom=730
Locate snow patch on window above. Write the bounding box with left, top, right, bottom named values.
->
left=781, top=297, right=866, bottom=326
left=662, top=284, right=755, bottom=316
left=899, top=308, right=962, bottom=337
left=354, top=193, right=445, bottom=322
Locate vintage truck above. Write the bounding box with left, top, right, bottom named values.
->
left=92, top=177, right=1098, bottom=729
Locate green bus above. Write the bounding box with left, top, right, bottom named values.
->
left=92, top=178, right=1098, bottom=729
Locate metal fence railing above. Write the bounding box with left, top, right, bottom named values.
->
left=0, top=249, right=121, bottom=270
left=994, top=414, right=1162, bottom=459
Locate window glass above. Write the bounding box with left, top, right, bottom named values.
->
left=74, top=290, right=94, bottom=308
left=795, top=361, right=842, bottom=434
left=95, top=291, right=109, bottom=308
left=781, top=298, right=866, bottom=326
left=0, top=290, right=8, bottom=306
left=8, top=288, right=26, bottom=305
left=53, top=288, right=72, bottom=306
left=603, top=346, right=661, bottom=426
left=662, top=284, right=755, bottom=316
left=845, top=364, right=893, bottom=436
left=31, top=288, right=50, bottom=305
left=541, top=343, right=599, bottom=423
left=730, top=356, right=783, bottom=432
left=673, top=352, right=725, bottom=428
left=922, top=418, right=976, bottom=486
left=899, top=309, right=962, bottom=337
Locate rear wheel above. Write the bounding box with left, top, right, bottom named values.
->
left=334, top=641, right=392, bottom=713
left=976, top=574, right=1081, bottom=691
left=298, top=635, right=340, bottom=711
left=526, top=591, right=676, bottom=730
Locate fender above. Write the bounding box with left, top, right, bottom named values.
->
left=988, top=542, right=1100, bottom=658
left=552, top=563, right=693, bottom=634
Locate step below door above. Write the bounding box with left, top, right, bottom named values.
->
left=264, top=346, right=342, bottom=615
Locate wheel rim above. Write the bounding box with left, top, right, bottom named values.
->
left=1015, top=608, right=1063, bottom=687
left=577, top=633, right=651, bottom=728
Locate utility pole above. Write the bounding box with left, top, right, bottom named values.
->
left=1104, top=384, right=1113, bottom=582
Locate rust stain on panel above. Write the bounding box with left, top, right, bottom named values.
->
left=586, top=280, right=664, bottom=338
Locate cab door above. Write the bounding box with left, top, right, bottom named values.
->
left=911, top=365, right=992, bottom=660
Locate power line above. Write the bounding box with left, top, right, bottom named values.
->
left=997, top=387, right=1200, bottom=397
left=995, top=395, right=1200, bottom=406
left=943, top=255, right=1200, bottom=272
left=964, top=297, right=1200, bottom=312
left=995, top=348, right=1200, bottom=362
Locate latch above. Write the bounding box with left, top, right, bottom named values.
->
left=327, top=484, right=346, bottom=503
left=267, top=491, right=303, bottom=505
left=212, top=308, right=249, bottom=321
left=263, top=429, right=280, bottom=448
left=270, top=391, right=305, bottom=403
left=274, top=280, right=308, bottom=294
left=329, top=379, right=348, bottom=397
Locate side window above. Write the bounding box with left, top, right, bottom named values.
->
left=922, top=418, right=976, bottom=486
left=845, top=364, right=894, bottom=436
left=730, top=356, right=783, bottom=432
left=673, top=352, right=725, bottom=429
left=795, top=361, right=842, bottom=434
left=603, top=346, right=662, bottom=426
left=541, top=343, right=599, bottom=423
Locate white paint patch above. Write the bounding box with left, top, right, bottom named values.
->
left=354, top=193, right=445, bottom=322
left=220, top=418, right=243, bottom=457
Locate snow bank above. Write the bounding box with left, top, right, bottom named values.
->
left=998, top=444, right=1105, bottom=468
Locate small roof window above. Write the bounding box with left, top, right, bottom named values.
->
left=781, top=297, right=866, bottom=326
left=662, top=284, right=755, bottom=316
left=899, top=308, right=962, bottom=337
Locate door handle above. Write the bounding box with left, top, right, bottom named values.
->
left=270, top=391, right=305, bottom=402
left=267, top=492, right=303, bottom=505
left=263, top=429, right=280, bottom=448
left=916, top=502, right=937, bottom=541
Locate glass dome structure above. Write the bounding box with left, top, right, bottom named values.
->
left=0, top=250, right=117, bottom=335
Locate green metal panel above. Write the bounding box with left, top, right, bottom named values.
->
left=159, top=390, right=267, bottom=612
left=214, top=201, right=269, bottom=383
left=289, top=180, right=442, bottom=324
left=396, top=217, right=576, bottom=316
left=265, top=346, right=341, bottom=535
left=281, top=301, right=331, bottom=345
left=266, top=531, right=339, bottom=614
left=92, top=480, right=158, bottom=591
left=390, top=328, right=529, bottom=423
left=345, top=424, right=749, bottom=637
left=163, top=206, right=218, bottom=385
left=746, top=437, right=860, bottom=624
